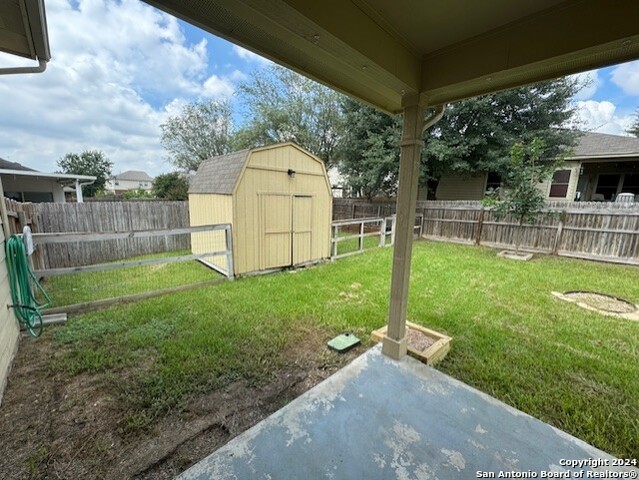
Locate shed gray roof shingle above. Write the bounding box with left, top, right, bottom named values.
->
left=572, top=132, right=639, bottom=158
left=188, top=150, right=251, bottom=194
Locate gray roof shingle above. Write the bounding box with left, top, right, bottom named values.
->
left=0, top=158, right=36, bottom=171
left=572, top=132, right=639, bottom=158
left=188, top=149, right=251, bottom=194
left=114, top=170, right=154, bottom=181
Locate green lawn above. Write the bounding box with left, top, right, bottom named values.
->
left=41, top=251, right=218, bottom=307
left=50, top=241, right=639, bottom=458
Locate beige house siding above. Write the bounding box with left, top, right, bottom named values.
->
left=189, top=193, right=233, bottom=274
left=435, top=173, right=487, bottom=200
left=539, top=161, right=581, bottom=202
left=0, top=222, right=19, bottom=404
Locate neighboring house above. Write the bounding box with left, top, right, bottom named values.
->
left=0, top=158, right=96, bottom=203
left=423, top=132, right=639, bottom=202
left=105, top=170, right=154, bottom=194
left=327, top=166, right=347, bottom=198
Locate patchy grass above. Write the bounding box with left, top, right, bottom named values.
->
left=49, top=241, right=639, bottom=458
left=41, top=251, right=218, bottom=307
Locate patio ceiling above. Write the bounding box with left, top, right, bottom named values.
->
left=0, top=0, right=50, bottom=62
left=145, top=0, right=639, bottom=113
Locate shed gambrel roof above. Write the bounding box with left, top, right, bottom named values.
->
left=188, top=149, right=250, bottom=195
left=572, top=132, right=639, bottom=159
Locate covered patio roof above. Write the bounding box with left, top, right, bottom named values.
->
left=144, top=0, right=639, bottom=113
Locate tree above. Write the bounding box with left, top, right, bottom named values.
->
left=235, top=65, right=345, bottom=166
left=486, top=138, right=562, bottom=251
left=152, top=172, right=189, bottom=200
left=337, top=77, right=581, bottom=198
left=57, top=150, right=113, bottom=197
left=628, top=108, right=639, bottom=137
left=122, top=188, right=154, bottom=200
left=160, top=99, right=234, bottom=172
left=336, top=98, right=401, bottom=198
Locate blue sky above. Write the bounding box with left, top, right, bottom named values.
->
left=0, top=0, right=637, bottom=177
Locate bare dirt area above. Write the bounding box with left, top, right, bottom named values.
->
left=0, top=330, right=360, bottom=480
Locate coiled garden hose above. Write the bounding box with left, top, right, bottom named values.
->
left=5, top=235, right=50, bottom=337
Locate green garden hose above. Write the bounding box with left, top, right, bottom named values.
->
left=5, top=235, right=50, bottom=337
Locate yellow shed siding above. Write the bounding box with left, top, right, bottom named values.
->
left=188, top=194, right=233, bottom=274
left=232, top=145, right=331, bottom=275
left=0, top=225, right=19, bottom=404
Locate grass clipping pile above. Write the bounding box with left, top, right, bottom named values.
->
left=552, top=291, right=639, bottom=321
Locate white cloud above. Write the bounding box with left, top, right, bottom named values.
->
left=0, top=0, right=241, bottom=176
left=611, top=60, right=639, bottom=96
left=232, top=45, right=272, bottom=65
left=571, top=100, right=634, bottom=136
left=570, top=69, right=600, bottom=101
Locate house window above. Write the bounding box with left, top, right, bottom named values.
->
left=114, top=181, right=119, bottom=186
left=595, top=174, right=621, bottom=200
left=621, top=173, right=639, bottom=195
left=485, top=172, right=501, bottom=194
left=549, top=170, right=571, bottom=198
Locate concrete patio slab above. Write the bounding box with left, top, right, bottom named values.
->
left=178, top=345, right=637, bottom=479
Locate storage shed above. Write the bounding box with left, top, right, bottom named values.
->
left=189, top=143, right=332, bottom=276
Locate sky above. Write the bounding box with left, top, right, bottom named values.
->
left=0, top=0, right=638, bottom=177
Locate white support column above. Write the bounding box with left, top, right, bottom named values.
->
left=75, top=180, right=84, bottom=203
left=382, top=95, right=425, bottom=360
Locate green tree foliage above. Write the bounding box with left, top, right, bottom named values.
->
left=122, top=188, right=154, bottom=200
left=57, top=150, right=113, bottom=197
left=628, top=108, right=639, bottom=137
left=160, top=99, right=234, bottom=172
left=486, top=139, right=563, bottom=250
left=152, top=172, right=189, bottom=200
left=338, top=77, right=581, bottom=198
left=235, top=65, right=345, bottom=166
left=336, top=98, right=402, bottom=198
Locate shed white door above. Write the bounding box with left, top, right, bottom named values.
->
left=260, top=194, right=292, bottom=269
left=292, top=195, right=313, bottom=265
left=260, top=194, right=314, bottom=270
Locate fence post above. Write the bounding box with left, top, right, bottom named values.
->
left=552, top=211, right=566, bottom=255
left=332, top=225, right=339, bottom=258
left=475, top=207, right=485, bottom=246
left=390, top=216, right=396, bottom=246
left=225, top=225, right=235, bottom=280
left=359, top=221, right=364, bottom=252
left=380, top=218, right=386, bottom=247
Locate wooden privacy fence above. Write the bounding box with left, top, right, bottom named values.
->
left=333, top=198, right=639, bottom=266
left=4, top=199, right=190, bottom=269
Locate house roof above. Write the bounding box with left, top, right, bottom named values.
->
left=0, top=157, right=95, bottom=184
left=146, top=0, right=639, bottom=113
left=572, top=132, right=639, bottom=159
left=188, top=150, right=250, bottom=195
left=113, top=170, right=154, bottom=182
left=0, top=158, right=37, bottom=172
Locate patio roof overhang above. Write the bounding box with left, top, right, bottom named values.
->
left=0, top=0, right=51, bottom=69
left=144, top=0, right=639, bottom=113
left=146, top=0, right=639, bottom=360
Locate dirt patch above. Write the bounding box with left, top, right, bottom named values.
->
left=0, top=329, right=360, bottom=480
left=563, top=292, right=637, bottom=314
left=552, top=291, right=639, bottom=320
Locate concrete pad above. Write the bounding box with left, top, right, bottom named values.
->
left=178, top=345, right=637, bottom=479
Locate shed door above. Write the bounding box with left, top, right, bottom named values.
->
left=260, top=194, right=292, bottom=270
left=292, top=195, right=313, bottom=265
